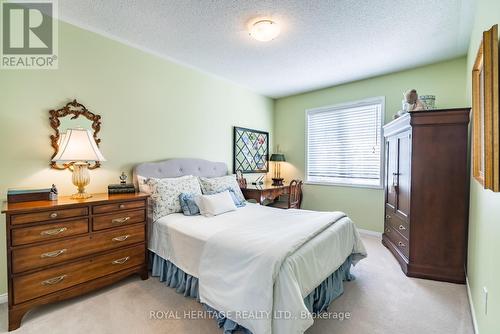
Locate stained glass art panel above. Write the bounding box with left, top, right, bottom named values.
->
left=233, top=127, right=269, bottom=173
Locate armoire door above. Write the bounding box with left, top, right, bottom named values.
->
left=385, top=136, right=398, bottom=211
left=395, top=131, right=411, bottom=222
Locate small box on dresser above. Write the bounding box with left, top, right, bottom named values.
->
left=1, top=192, right=150, bottom=331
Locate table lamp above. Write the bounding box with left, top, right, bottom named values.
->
left=270, top=153, right=286, bottom=186
left=52, top=128, right=106, bottom=199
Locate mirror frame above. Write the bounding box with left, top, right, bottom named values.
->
left=49, top=99, right=102, bottom=170
left=472, top=24, right=499, bottom=192
left=472, top=40, right=485, bottom=186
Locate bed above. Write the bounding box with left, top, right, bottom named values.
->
left=134, top=158, right=367, bottom=334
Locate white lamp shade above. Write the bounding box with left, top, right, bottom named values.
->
left=52, top=128, right=106, bottom=162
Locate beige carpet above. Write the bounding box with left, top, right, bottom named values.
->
left=0, top=235, right=474, bottom=334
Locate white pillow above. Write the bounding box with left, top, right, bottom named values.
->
left=147, top=175, right=202, bottom=220
left=195, top=191, right=237, bottom=217
left=198, top=175, right=245, bottom=203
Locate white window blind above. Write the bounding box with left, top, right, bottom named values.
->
left=306, top=97, right=384, bottom=188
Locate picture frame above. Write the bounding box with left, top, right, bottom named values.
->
left=472, top=24, right=499, bottom=192
left=233, top=126, right=269, bottom=174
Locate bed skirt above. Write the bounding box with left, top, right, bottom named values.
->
left=149, top=252, right=355, bottom=334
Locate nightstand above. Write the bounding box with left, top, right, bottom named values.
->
left=1, top=192, right=150, bottom=331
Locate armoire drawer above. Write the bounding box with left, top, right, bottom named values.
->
left=384, top=225, right=409, bottom=259
left=385, top=212, right=409, bottom=240
left=13, top=244, right=145, bottom=304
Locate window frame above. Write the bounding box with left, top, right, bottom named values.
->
left=304, top=96, right=385, bottom=189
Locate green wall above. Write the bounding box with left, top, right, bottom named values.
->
left=466, top=1, right=500, bottom=333
left=0, top=22, right=274, bottom=294
left=274, top=57, right=467, bottom=233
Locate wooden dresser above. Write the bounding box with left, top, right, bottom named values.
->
left=382, top=108, right=470, bottom=284
left=1, top=193, right=149, bottom=331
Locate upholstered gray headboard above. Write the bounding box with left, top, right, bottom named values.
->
left=133, top=158, right=228, bottom=185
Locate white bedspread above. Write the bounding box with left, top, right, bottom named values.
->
left=149, top=204, right=366, bottom=334
left=198, top=205, right=366, bottom=334
left=149, top=209, right=232, bottom=277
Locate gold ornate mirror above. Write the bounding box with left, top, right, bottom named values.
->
left=49, top=99, right=102, bottom=170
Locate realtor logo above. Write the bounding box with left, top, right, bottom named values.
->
left=1, top=0, right=58, bottom=69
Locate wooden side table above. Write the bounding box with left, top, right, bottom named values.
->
left=240, top=182, right=289, bottom=205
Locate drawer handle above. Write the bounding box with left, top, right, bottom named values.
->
left=398, top=225, right=406, bottom=230
left=112, top=235, right=130, bottom=242
left=42, top=275, right=67, bottom=286
left=398, top=241, right=406, bottom=247
left=49, top=212, right=58, bottom=218
left=41, top=249, right=67, bottom=258
left=385, top=215, right=391, bottom=219
left=119, top=204, right=126, bottom=209
left=112, top=217, right=131, bottom=224
left=112, top=256, right=130, bottom=265
left=40, top=227, right=67, bottom=236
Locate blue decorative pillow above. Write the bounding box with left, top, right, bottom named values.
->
left=206, top=187, right=246, bottom=208
left=179, top=193, right=200, bottom=216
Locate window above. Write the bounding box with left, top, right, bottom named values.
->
left=306, top=97, right=385, bottom=188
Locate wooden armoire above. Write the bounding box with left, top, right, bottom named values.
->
left=382, top=108, right=470, bottom=284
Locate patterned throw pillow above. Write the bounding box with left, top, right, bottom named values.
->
left=136, top=175, right=152, bottom=194
left=179, top=193, right=200, bottom=216
left=199, top=175, right=245, bottom=203
left=147, top=176, right=202, bottom=221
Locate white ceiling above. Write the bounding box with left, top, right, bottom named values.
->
left=59, top=0, right=474, bottom=98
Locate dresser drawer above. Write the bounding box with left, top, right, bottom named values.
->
left=385, top=212, right=409, bottom=240
left=90, top=224, right=145, bottom=252
left=11, top=207, right=89, bottom=226
left=93, top=200, right=145, bottom=214
left=13, top=244, right=145, bottom=304
left=12, top=224, right=145, bottom=274
left=11, top=219, right=89, bottom=246
left=92, top=209, right=145, bottom=231
left=385, top=224, right=409, bottom=259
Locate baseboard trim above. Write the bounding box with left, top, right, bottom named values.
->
left=0, top=293, right=7, bottom=304
left=466, top=277, right=479, bottom=334
left=357, top=228, right=382, bottom=239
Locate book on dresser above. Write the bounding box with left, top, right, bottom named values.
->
left=1, top=192, right=150, bottom=331
left=7, top=188, right=52, bottom=203
left=108, top=183, right=136, bottom=194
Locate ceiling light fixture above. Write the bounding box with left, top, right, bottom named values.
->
left=249, top=19, right=280, bottom=42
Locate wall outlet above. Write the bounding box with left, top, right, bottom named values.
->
left=483, top=286, right=488, bottom=315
